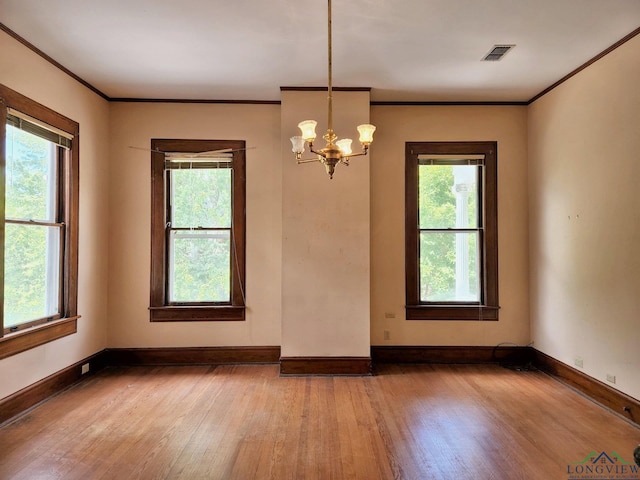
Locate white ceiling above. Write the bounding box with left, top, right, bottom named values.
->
left=1, top=0, right=639, bottom=102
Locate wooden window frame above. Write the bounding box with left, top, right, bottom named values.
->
left=0, top=84, right=80, bottom=359
left=149, top=139, right=246, bottom=322
left=405, top=141, right=499, bottom=321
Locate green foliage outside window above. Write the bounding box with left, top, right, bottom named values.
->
left=169, top=168, right=233, bottom=303
left=171, top=168, right=231, bottom=228
left=418, top=165, right=479, bottom=302
left=4, top=126, right=60, bottom=327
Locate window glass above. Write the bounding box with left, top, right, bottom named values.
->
left=418, top=164, right=478, bottom=229
left=419, top=231, right=479, bottom=302
left=171, top=168, right=231, bottom=228
left=168, top=229, right=231, bottom=303
left=4, top=224, right=61, bottom=327
left=168, top=166, right=233, bottom=303
left=5, top=125, right=58, bottom=222
left=418, top=164, right=480, bottom=302
left=4, top=124, right=62, bottom=329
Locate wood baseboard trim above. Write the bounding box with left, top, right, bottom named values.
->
left=0, top=350, right=108, bottom=426
left=371, top=345, right=534, bottom=365
left=4, top=345, right=637, bottom=428
left=532, top=349, right=640, bottom=425
left=105, top=346, right=281, bottom=366
left=280, top=357, right=372, bottom=376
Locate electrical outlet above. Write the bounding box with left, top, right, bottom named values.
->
left=81, top=363, right=90, bottom=375
left=606, top=374, right=616, bottom=384
left=383, top=330, right=391, bottom=341
left=384, top=312, right=396, bottom=319
left=574, top=357, right=583, bottom=368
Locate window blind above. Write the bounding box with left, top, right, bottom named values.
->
left=164, top=152, right=233, bottom=170
left=418, top=154, right=485, bottom=166
left=7, top=108, right=73, bottom=149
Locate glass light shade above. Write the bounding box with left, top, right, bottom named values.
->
left=357, top=124, right=376, bottom=145
left=336, top=138, right=353, bottom=155
left=298, top=120, right=318, bottom=142
left=290, top=135, right=305, bottom=154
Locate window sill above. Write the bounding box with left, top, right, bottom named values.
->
left=0, top=316, right=79, bottom=360
left=149, top=306, right=245, bottom=322
left=406, top=305, right=499, bottom=321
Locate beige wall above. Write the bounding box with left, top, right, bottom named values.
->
left=281, top=90, right=371, bottom=358
left=107, top=102, right=282, bottom=347
left=0, top=31, right=110, bottom=399
left=528, top=35, right=640, bottom=399
left=370, top=105, right=530, bottom=346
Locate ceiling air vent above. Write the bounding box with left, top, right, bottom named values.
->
left=482, top=45, right=515, bottom=61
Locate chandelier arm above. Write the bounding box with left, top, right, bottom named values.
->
left=297, top=158, right=322, bottom=164
left=308, top=144, right=325, bottom=156
left=338, top=147, right=371, bottom=162
left=340, top=151, right=367, bottom=161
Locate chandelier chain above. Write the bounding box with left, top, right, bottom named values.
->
left=327, top=0, right=333, bottom=135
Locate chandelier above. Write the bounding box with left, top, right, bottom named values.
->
left=289, top=0, right=376, bottom=179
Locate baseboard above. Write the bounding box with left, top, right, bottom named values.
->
left=371, top=345, right=534, bottom=365
left=280, top=356, right=372, bottom=376
left=105, top=346, right=281, bottom=366
left=0, top=350, right=108, bottom=425
left=3, top=345, right=637, bottom=428
left=532, top=349, right=640, bottom=425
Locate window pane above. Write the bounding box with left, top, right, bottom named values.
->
left=171, top=168, right=231, bottom=228
left=419, top=165, right=478, bottom=229
left=169, top=230, right=231, bottom=302
left=5, top=125, right=58, bottom=222
left=4, top=224, right=61, bottom=328
left=419, top=231, right=479, bottom=302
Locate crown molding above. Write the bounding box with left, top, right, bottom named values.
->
left=528, top=26, right=640, bottom=104
left=371, top=101, right=528, bottom=106
left=280, top=86, right=371, bottom=92
left=109, top=97, right=280, bottom=105
left=0, top=23, right=109, bottom=101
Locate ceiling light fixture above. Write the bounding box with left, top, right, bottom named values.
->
left=290, top=0, right=376, bottom=179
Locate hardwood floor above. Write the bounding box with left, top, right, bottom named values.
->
left=0, top=364, right=638, bottom=479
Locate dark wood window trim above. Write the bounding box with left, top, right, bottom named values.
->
left=150, top=139, right=246, bottom=322
left=405, top=141, right=498, bottom=321
left=0, top=317, right=79, bottom=360
left=0, top=84, right=80, bottom=357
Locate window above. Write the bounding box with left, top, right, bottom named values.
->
left=405, top=141, right=498, bottom=320
left=0, top=84, right=79, bottom=358
left=150, top=139, right=246, bottom=321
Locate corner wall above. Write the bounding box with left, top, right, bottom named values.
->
left=0, top=30, right=110, bottom=399
left=528, top=34, right=640, bottom=399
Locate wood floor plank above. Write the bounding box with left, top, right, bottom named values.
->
left=0, top=364, right=638, bottom=479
